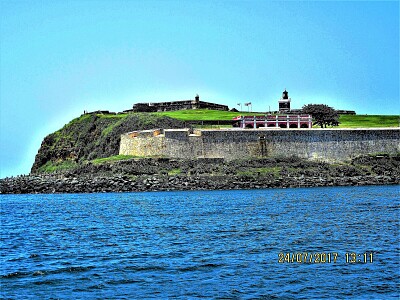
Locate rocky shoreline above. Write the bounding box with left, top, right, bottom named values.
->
left=0, top=173, right=398, bottom=194
left=1, top=155, right=399, bottom=194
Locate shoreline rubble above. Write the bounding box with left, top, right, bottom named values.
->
left=1, top=156, right=398, bottom=194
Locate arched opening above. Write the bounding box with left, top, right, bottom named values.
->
left=245, top=124, right=254, bottom=129
left=279, top=124, right=287, bottom=128
left=289, top=124, right=298, bottom=128
left=267, top=124, right=276, bottom=127
left=300, top=124, right=309, bottom=128
left=256, top=124, right=265, bottom=128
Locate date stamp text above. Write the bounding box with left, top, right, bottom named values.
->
left=278, top=252, right=374, bottom=264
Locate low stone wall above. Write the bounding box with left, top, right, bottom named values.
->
left=119, top=128, right=400, bottom=162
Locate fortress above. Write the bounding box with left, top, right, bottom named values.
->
left=111, top=89, right=393, bottom=162
left=127, top=94, right=228, bottom=112
left=119, top=128, right=399, bottom=162
left=84, top=89, right=355, bottom=116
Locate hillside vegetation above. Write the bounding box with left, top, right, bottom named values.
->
left=31, top=113, right=186, bottom=173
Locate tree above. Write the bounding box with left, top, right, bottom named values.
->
left=302, top=104, right=339, bottom=128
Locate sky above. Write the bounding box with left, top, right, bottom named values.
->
left=0, top=0, right=399, bottom=178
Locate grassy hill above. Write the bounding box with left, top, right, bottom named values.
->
left=31, top=113, right=186, bottom=173
left=338, top=115, right=399, bottom=128
left=155, top=109, right=399, bottom=127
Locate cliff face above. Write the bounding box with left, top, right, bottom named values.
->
left=31, top=113, right=186, bottom=174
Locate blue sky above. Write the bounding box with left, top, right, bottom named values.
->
left=1, top=0, right=399, bottom=178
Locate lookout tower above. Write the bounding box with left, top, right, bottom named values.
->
left=278, top=89, right=291, bottom=112
left=192, top=94, right=200, bottom=109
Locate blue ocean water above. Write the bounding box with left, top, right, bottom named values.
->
left=1, top=185, right=399, bottom=299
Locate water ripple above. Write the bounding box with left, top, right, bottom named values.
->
left=1, top=186, right=399, bottom=299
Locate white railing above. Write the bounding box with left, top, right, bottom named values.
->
left=236, top=115, right=312, bottom=128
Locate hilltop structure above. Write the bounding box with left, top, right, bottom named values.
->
left=81, top=89, right=355, bottom=116
left=278, top=89, right=291, bottom=113
left=277, top=89, right=356, bottom=115
left=126, top=94, right=229, bottom=112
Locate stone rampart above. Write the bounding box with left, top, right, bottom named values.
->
left=119, top=129, right=165, bottom=157
left=119, top=128, right=400, bottom=162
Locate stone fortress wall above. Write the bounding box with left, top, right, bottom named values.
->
left=128, top=94, right=229, bottom=112
left=119, top=128, right=400, bottom=162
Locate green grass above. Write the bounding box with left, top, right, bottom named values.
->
left=91, top=155, right=136, bottom=164
left=153, top=109, right=399, bottom=128
left=168, top=168, right=181, bottom=175
left=153, top=109, right=252, bottom=121
left=38, top=160, right=78, bottom=173
left=101, top=124, right=116, bottom=137
left=338, top=115, right=399, bottom=128
left=101, top=119, right=125, bottom=137
left=96, top=113, right=128, bottom=119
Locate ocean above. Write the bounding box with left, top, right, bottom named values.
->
left=1, top=185, right=399, bottom=299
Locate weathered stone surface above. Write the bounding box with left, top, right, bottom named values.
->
left=120, top=128, right=400, bottom=162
